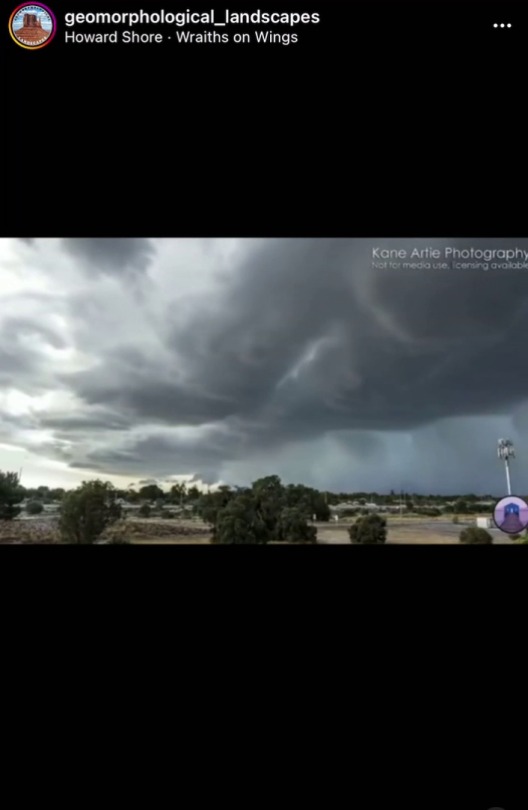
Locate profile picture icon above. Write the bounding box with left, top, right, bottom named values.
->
left=9, top=3, right=56, bottom=49
left=493, top=495, right=528, bottom=534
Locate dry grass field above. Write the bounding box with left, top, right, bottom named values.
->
left=316, top=516, right=515, bottom=545
left=0, top=514, right=517, bottom=544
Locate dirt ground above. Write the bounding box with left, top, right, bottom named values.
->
left=316, top=517, right=515, bottom=545
left=127, top=516, right=516, bottom=545
left=0, top=515, right=517, bottom=544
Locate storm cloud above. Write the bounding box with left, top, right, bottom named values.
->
left=2, top=237, right=528, bottom=493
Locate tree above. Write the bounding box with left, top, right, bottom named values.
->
left=139, top=484, right=164, bottom=503
left=214, top=494, right=268, bottom=544
left=278, top=507, right=317, bottom=544
left=348, top=514, right=387, bottom=544
left=138, top=503, right=151, bottom=518
left=454, top=498, right=468, bottom=514
left=252, top=475, right=284, bottom=499
left=59, top=480, right=122, bottom=544
left=251, top=476, right=286, bottom=538
left=198, top=488, right=235, bottom=526
left=170, top=482, right=187, bottom=505
left=26, top=500, right=44, bottom=515
left=283, top=483, right=329, bottom=521
left=0, top=471, right=23, bottom=520
left=205, top=476, right=319, bottom=544
left=459, top=527, right=493, bottom=545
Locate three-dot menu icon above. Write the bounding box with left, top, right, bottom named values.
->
left=493, top=23, right=512, bottom=28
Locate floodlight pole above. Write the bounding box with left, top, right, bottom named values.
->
left=504, top=456, right=512, bottom=497
left=498, top=439, right=515, bottom=497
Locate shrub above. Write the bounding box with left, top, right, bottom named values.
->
left=26, top=500, right=44, bottom=515
left=416, top=507, right=442, bottom=517
left=348, top=513, right=387, bottom=544
left=459, top=527, right=493, bottom=545
left=138, top=503, right=151, bottom=518
left=0, top=471, right=23, bottom=521
left=452, top=515, right=459, bottom=524
left=161, top=511, right=174, bottom=519
left=59, top=480, right=122, bottom=544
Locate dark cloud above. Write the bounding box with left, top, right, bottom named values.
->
left=76, top=432, right=226, bottom=484
left=40, top=409, right=132, bottom=431
left=61, top=238, right=155, bottom=277
left=3, top=238, right=528, bottom=492
left=65, top=238, right=528, bottom=433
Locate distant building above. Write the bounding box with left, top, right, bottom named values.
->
left=476, top=517, right=493, bottom=529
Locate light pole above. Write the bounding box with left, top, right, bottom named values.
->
left=497, top=439, right=515, bottom=496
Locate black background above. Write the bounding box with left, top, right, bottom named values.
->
left=3, top=1, right=527, bottom=235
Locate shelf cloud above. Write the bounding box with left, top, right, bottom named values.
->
left=1, top=237, right=528, bottom=493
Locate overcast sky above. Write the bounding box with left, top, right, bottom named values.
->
left=1, top=237, right=528, bottom=495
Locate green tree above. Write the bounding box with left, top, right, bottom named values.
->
left=26, top=500, right=44, bottom=515
left=212, top=490, right=317, bottom=544
left=170, top=482, right=187, bottom=505
left=278, top=507, right=317, bottom=543
left=348, top=514, right=387, bottom=545
left=59, top=480, right=122, bottom=544
left=454, top=498, right=468, bottom=514
left=198, top=488, right=235, bottom=526
left=459, top=527, right=492, bottom=544
left=0, top=471, right=23, bottom=520
left=252, top=475, right=284, bottom=498
left=283, top=483, right=329, bottom=521
left=139, top=484, right=164, bottom=502
left=251, top=476, right=286, bottom=538
left=138, top=503, right=151, bottom=518
left=214, top=494, right=267, bottom=544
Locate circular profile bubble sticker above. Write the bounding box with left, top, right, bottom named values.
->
left=492, top=495, right=528, bottom=534
left=9, top=3, right=56, bottom=50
